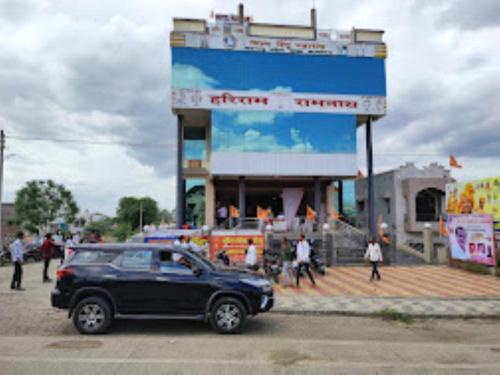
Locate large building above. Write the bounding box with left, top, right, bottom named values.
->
left=171, top=4, right=387, bottom=230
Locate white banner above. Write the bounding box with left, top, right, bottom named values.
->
left=172, top=88, right=386, bottom=115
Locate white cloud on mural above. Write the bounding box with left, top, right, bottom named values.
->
left=171, top=64, right=218, bottom=89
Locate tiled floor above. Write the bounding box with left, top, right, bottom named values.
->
left=272, top=266, right=500, bottom=317
left=274, top=265, right=500, bottom=298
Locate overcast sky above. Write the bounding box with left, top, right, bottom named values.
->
left=1, top=0, right=499, bottom=215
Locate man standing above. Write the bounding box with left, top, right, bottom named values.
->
left=10, top=232, right=25, bottom=291
left=364, top=237, right=383, bottom=281
left=245, top=239, right=258, bottom=271
left=296, top=234, right=316, bottom=288
left=40, top=233, right=55, bottom=282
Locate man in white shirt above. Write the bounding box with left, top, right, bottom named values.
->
left=295, top=234, right=316, bottom=287
left=10, top=232, right=25, bottom=291
left=73, top=232, right=81, bottom=245
left=245, top=239, right=258, bottom=271
left=364, top=237, right=383, bottom=281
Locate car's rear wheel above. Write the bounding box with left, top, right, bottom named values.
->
left=73, top=296, right=112, bottom=334
left=210, top=297, right=247, bottom=334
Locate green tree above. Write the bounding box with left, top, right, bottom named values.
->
left=159, top=208, right=175, bottom=224
left=116, top=196, right=159, bottom=231
left=113, top=222, right=132, bottom=242
left=14, top=180, right=79, bottom=232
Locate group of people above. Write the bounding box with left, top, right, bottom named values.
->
left=243, top=234, right=384, bottom=288
left=244, top=234, right=317, bottom=288
left=9, top=230, right=82, bottom=291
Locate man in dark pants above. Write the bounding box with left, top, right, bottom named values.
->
left=364, top=237, right=383, bottom=281
left=295, top=234, right=316, bottom=288
left=40, top=233, right=55, bottom=282
left=10, top=232, right=25, bottom=291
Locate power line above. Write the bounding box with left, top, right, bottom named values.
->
left=6, top=135, right=177, bottom=148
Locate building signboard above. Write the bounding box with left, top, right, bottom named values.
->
left=172, top=88, right=385, bottom=115
left=447, top=214, right=496, bottom=266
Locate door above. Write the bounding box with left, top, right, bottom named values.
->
left=154, top=250, right=213, bottom=315
left=109, top=249, right=159, bottom=314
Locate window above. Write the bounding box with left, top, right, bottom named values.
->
left=416, top=188, right=444, bottom=222
left=357, top=200, right=365, bottom=212
left=184, top=126, right=206, bottom=161
left=70, top=250, right=119, bottom=265
left=114, top=250, right=153, bottom=270
left=159, top=251, right=195, bottom=275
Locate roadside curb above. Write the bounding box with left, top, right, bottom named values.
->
left=269, top=309, right=500, bottom=319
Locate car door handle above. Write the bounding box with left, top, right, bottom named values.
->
left=103, top=274, right=117, bottom=279
left=155, top=276, right=170, bottom=282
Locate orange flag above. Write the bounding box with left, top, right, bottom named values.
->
left=449, top=155, right=463, bottom=168
left=229, top=205, right=240, bottom=218
left=306, top=205, right=317, bottom=223
left=330, top=206, right=340, bottom=220
left=439, top=215, right=448, bottom=236
left=257, top=206, right=269, bottom=220
left=377, top=215, right=391, bottom=244
left=356, top=170, right=365, bottom=180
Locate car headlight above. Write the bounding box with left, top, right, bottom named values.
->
left=241, top=278, right=272, bottom=292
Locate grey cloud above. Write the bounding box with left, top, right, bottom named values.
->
left=438, top=0, right=500, bottom=30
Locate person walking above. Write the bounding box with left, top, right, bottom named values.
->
left=40, top=233, right=55, bottom=282
left=364, top=237, right=383, bottom=281
left=64, top=233, right=75, bottom=261
left=280, top=237, right=293, bottom=287
left=245, top=238, right=258, bottom=271
left=296, top=234, right=316, bottom=288
left=10, top=232, right=25, bottom=291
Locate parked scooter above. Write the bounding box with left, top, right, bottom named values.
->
left=262, top=248, right=282, bottom=284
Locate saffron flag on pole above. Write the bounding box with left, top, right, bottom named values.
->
left=377, top=215, right=391, bottom=244
left=439, top=215, right=448, bottom=236
left=306, top=205, right=317, bottom=223
left=330, top=206, right=340, bottom=220
left=257, top=206, right=269, bottom=220
left=229, top=205, right=240, bottom=218
left=449, top=155, right=463, bottom=168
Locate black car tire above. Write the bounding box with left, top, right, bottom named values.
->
left=210, top=297, right=247, bottom=334
left=73, top=296, right=112, bottom=334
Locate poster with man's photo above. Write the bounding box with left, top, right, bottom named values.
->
left=447, top=214, right=496, bottom=266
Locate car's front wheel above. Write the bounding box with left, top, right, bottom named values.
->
left=210, top=297, right=247, bottom=334
left=73, top=296, right=112, bottom=334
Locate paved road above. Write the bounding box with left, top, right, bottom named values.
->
left=1, top=263, right=500, bottom=374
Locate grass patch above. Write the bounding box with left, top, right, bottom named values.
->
left=378, top=308, right=415, bottom=324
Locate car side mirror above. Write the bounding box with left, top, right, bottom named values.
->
left=193, top=266, right=203, bottom=277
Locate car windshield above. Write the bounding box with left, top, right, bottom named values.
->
left=189, top=250, right=216, bottom=271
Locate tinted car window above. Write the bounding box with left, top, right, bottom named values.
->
left=70, top=250, right=119, bottom=265
left=159, top=251, right=194, bottom=275
left=114, top=250, right=153, bottom=270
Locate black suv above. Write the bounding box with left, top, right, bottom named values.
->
left=51, top=244, right=273, bottom=334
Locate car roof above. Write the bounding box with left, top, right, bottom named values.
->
left=72, top=243, right=178, bottom=251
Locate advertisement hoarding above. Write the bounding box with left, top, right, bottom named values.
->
left=209, top=234, right=265, bottom=263
left=446, top=177, right=500, bottom=234
left=447, top=214, right=496, bottom=266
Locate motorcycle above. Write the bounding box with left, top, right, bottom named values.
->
left=214, top=249, right=231, bottom=266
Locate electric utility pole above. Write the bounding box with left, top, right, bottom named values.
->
left=0, top=130, right=5, bottom=251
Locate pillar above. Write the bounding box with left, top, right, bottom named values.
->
left=423, top=226, right=433, bottom=263
left=338, top=180, right=344, bottom=216
left=366, top=117, right=376, bottom=237
left=176, top=115, right=185, bottom=228
left=238, top=176, right=246, bottom=223
left=314, top=176, right=321, bottom=224
left=205, top=177, right=215, bottom=228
